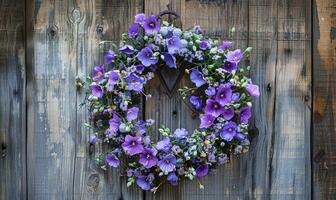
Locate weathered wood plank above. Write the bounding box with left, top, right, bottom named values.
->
left=0, top=0, right=26, bottom=199
left=313, top=0, right=336, bottom=199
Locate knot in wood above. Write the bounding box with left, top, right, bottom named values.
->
left=47, top=25, right=58, bottom=39
left=87, top=173, right=100, bottom=192
left=71, top=8, right=81, bottom=23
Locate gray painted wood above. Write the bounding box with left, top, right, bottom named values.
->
left=0, top=0, right=26, bottom=199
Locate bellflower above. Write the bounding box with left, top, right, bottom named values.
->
left=162, top=53, right=176, bottom=68
left=156, top=137, right=171, bottom=152
left=109, top=112, right=121, bottom=133
left=122, top=135, right=144, bottom=156
left=139, top=148, right=158, bottom=168
left=126, top=73, right=144, bottom=93
left=106, top=154, right=120, bottom=168
left=105, top=50, right=115, bottom=64
left=235, top=132, right=246, bottom=141
left=119, top=45, right=137, bottom=54
left=220, top=121, right=238, bottom=141
left=204, top=99, right=224, bottom=117
left=134, top=13, right=146, bottom=24
left=158, top=154, right=176, bottom=173
left=135, top=64, right=145, bottom=74
left=219, top=41, right=233, bottom=50
left=126, top=107, right=139, bottom=121
left=231, top=92, right=240, bottom=102
left=89, top=134, right=97, bottom=144
left=215, top=84, right=232, bottom=106
left=189, top=95, right=202, bottom=110
left=173, top=128, right=189, bottom=139
left=190, top=69, right=206, bottom=87
left=128, top=24, right=140, bottom=38
left=200, top=114, right=216, bottom=128
left=226, top=49, right=243, bottom=64
left=166, top=36, right=182, bottom=54
left=218, top=154, right=229, bottom=165
left=205, top=86, right=216, bottom=96
left=143, top=15, right=160, bottom=35
left=92, top=64, right=105, bottom=83
left=222, top=106, right=235, bottom=120
left=239, top=106, right=252, bottom=124
left=91, top=83, right=103, bottom=98
left=137, top=47, right=159, bottom=67
left=167, top=172, right=178, bottom=186
left=106, top=71, right=120, bottom=92
left=196, top=164, right=209, bottom=177
left=246, top=83, right=260, bottom=97
left=136, top=176, right=151, bottom=190
left=223, top=61, right=237, bottom=73
left=199, top=40, right=211, bottom=50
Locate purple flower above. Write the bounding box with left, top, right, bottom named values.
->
left=205, top=87, right=216, bottom=96
left=135, top=64, right=145, bottom=74
left=109, top=112, right=121, bottom=133
left=143, top=15, right=160, bottom=35
left=137, top=47, right=159, bottom=67
left=239, top=106, right=252, bottom=124
left=119, top=45, right=137, bottom=54
left=246, top=83, right=260, bottom=97
left=139, top=148, right=158, bottom=168
left=223, top=61, right=237, bottom=73
left=122, top=135, right=144, bottom=156
left=222, top=106, right=235, bottom=120
left=231, top=92, right=240, bottom=102
left=226, top=49, right=243, bottom=64
left=134, top=13, right=146, bottom=24
left=167, top=172, right=178, bottom=186
left=189, top=95, right=202, bottom=110
left=235, top=132, right=246, bottom=141
left=128, top=24, right=140, bottom=38
left=190, top=69, right=206, bottom=88
left=200, top=114, right=216, bottom=128
left=106, top=154, right=120, bottom=168
left=158, top=154, right=176, bottom=173
left=199, top=40, right=211, bottom=50
left=220, top=121, right=237, bottom=141
left=196, top=164, right=209, bottom=177
left=92, top=64, right=105, bottom=83
left=91, top=83, right=103, bottom=98
left=218, top=153, right=229, bottom=164
left=219, top=41, right=233, bottom=50
left=204, top=99, right=224, bottom=117
left=89, top=134, right=97, bottom=144
left=166, top=36, right=182, bottom=54
left=215, top=84, right=232, bottom=106
left=105, top=50, right=115, bottom=64
left=136, top=176, right=151, bottom=190
left=193, top=25, right=202, bottom=34
left=126, top=107, right=139, bottom=121
left=156, top=137, right=171, bottom=152
left=162, top=53, right=176, bottom=68
left=126, top=73, right=144, bottom=93
left=106, top=71, right=120, bottom=92
left=173, top=128, right=189, bottom=139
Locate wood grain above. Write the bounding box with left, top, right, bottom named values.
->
left=0, top=0, right=26, bottom=199
left=313, top=0, right=336, bottom=199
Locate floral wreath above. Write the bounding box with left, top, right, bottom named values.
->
left=84, top=11, right=260, bottom=192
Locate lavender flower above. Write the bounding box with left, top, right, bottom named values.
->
left=246, top=83, right=260, bottom=97
left=231, top=92, right=240, bottom=102
left=239, top=106, right=252, bottom=124
left=134, top=13, right=146, bottom=24
left=235, top=132, right=246, bottom=141
left=173, top=128, right=189, bottom=139
left=215, top=84, right=232, bottom=106
left=89, top=134, right=97, bottom=144
left=226, top=49, right=243, bottom=64
left=205, top=87, right=216, bottom=96
left=106, top=154, right=120, bottom=168
left=122, top=135, right=144, bottom=156
left=200, top=114, right=216, bottom=128
left=189, top=95, right=202, bottom=110
left=220, top=121, right=237, bottom=141
left=119, top=45, right=137, bottom=54
left=126, top=107, right=139, bottom=121
left=136, top=176, right=151, bottom=190
left=218, top=154, right=229, bottom=164
left=106, top=71, right=120, bottom=92
left=105, top=50, right=115, bottom=64
left=91, top=83, right=103, bottom=98
left=137, top=47, right=159, bottom=67
left=223, top=61, right=237, bottom=73
left=143, top=15, right=160, bottom=35
left=204, top=99, right=224, bottom=117
left=196, top=164, right=209, bottom=177
left=190, top=69, right=206, bottom=88
left=126, top=73, right=144, bottom=93
left=139, top=148, right=158, bottom=168
left=128, top=24, right=140, bottom=38
left=156, top=137, right=171, bottom=152
left=158, top=154, right=176, bottom=173
left=199, top=40, right=211, bottom=50
left=135, top=64, right=145, bottom=74
left=109, top=112, right=121, bottom=133
left=222, top=106, right=235, bottom=120
left=219, top=41, right=233, bottom=50
left=166, top=36, right=182, bottom=54
left=92, top=64, right=105, bottom=83
left=193, top=25, right=202, bottom=34
left=167, top=172, right=178, bottom=186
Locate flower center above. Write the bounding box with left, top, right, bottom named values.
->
left=131, top=141, right=136, bottom=146
left=220, top=93, right=225, bottom=98
left=228, top=128, right=232, bottom=132
left=149, top=22, right=155, bottom=28
left=147, top=154, right=152, bottom=159
left=146, top=52, right=151, bottom=57
left=97, top=71, right=103, bottom=78
left=165, top=159, right=170, bottom=164
left=213, top=104, right=219, bottom=109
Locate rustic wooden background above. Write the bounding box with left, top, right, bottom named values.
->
left=0, top=0, right=335, bottom=199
